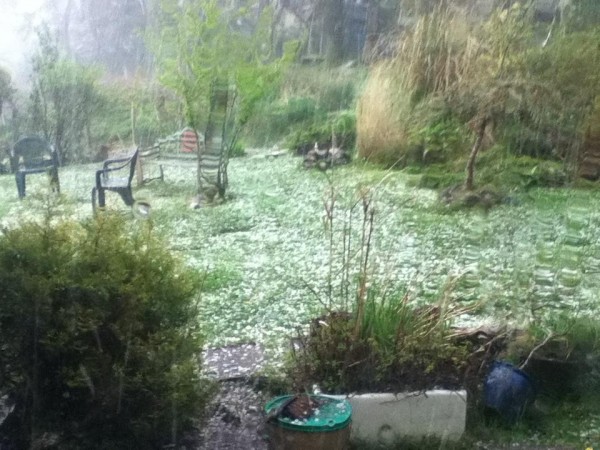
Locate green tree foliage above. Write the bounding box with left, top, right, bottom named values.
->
left=457, top=3, right=600, bottom=182
left=0, top=67, right=18, bottom=162
left=150, top=0, right=291, bottom=197
left=28, top=26, right=104, bottom=164
left=358, top=2, right=600, bottom=187
left=152, top=0, right=286, bottom=131
left=0, top=66, right=14, bottom=118
left=92, top=80, right=182, bottom=151
left=563, top=0, right=600, bottom=31
left=0, top=213, right=209, bottom=448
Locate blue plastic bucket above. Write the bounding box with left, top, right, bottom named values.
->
left=484, top=361, right=535, bottom=423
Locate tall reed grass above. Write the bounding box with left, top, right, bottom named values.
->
left=357, top=7, right=476, bottom=165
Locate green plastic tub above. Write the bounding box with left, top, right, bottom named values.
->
left=265, top=394, right=352, bottom=450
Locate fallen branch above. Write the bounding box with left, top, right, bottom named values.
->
left=519, top=333, right=555, bottom=370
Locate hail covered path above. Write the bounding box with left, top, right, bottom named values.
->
left=195, top=343, right=268, bottom=450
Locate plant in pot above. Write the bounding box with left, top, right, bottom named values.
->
left=284, top=185, right=490, bottom=447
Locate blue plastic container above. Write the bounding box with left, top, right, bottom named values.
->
left=484, top=361, right=535, bottom=423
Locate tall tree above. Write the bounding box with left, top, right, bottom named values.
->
left=47, top=0, right=150, bottom=76
left=0, top=67, right=14, bottom=119
left=322, top=0, right=345, bottom=65
left=28, top=26, right=103, bottom=164
left=151, top=0, right=289, bottom=203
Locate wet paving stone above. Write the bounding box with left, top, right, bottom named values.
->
left=194, top=343, right=269, bottom=449
left=195, top=380, right=268, bottom=450
left=203, top=343, right=267, bottom=380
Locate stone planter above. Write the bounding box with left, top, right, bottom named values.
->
left=329, top=390, right=467, bottom=446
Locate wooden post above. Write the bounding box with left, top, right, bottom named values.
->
left=464, top=116, right=489, bottom=191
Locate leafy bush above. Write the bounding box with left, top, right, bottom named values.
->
left=229, top=138, right=247, bottom=158
left=28, top=28, right=105, bottom=165
left=415, top=144, right=567, bottom=191
left=278, top=97, right=319, bottom=127
left=476, top=146, right=567, bottom=189
left=414, top=117, right=467, bottom=164
left=502, top=315, right=600, bottom=405
left=284, top=97, right=319, bottom=124
left=417, top=165, right=465, bottom=189
left=564, top=0, right=600, bottom=31
left=315, top=76, right=356, bottom=112
left=536, top=316, right=600, bottom=359
left=0, top=213, right=210, bottom=448
left=243, top=64, right=364, bottom=146
left=284, top=110, right=356, bottom=155
left=241, top=96, right=317, bottom=146
left=281, top=65, right=362, bottom=113
left=92, top=82, right=182, bottom=156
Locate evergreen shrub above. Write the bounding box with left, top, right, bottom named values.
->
left=0, top=213, right=209, bottom=448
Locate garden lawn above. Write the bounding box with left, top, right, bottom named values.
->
left=2, top=152, right=600, bottom=365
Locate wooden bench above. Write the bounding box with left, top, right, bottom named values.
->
left=92, top=148, right=139, bottom=211
left=138, top=128, right=202, bottom=185
left=11, top=135, right=60, bottom=199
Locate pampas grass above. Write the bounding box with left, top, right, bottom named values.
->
left=356, top=63, right=412, bottom=165
left=391, top=6, right=473, bottom=97
left=356, top=7, right=475, bottom=166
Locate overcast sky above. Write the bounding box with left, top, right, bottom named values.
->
left=0, top=0, right=47, bottom=86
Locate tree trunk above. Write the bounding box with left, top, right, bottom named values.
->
left=362, top=1, right=380, bottom=63
left=323, top=0, right=345, bottom=66
left=62, top=0, right=74, bottom=56
left=464, top=117, right=489, bottom=191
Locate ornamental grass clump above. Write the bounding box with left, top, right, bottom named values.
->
left=0, top=213, right=210, bottom=448
left=289, top=187, right=477, bottom=394
left=290, top=287, right=475, bottom=394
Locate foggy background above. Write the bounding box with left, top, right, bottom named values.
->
left=0, top=0, right=47, bottom=86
